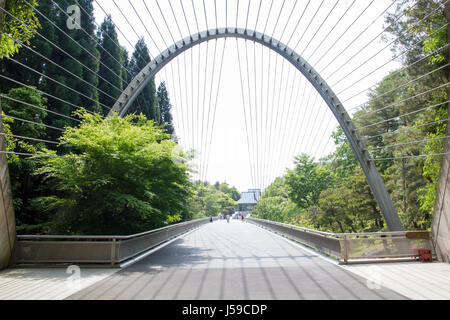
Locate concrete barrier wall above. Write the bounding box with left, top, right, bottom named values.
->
left=0, top=0, right=16, bottom=270
left=0, top=104, right=16, bottom=269
left=432, top=155, right=450, bottom=263
left=431, top=3, right=450, bottom=264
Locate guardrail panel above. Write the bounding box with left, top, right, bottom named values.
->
left=13, top=241, right=115, bottom=264
left=247, top=217, right=433, bottom=264
left=12, top=217, right=210, bottom=266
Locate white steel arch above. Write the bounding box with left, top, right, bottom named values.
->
left=109, top=28, right=403, bottom=231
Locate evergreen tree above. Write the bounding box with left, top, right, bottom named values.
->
left=127, top=38, right=158, bottom=121
left=97, top=15, right=123, bottom=113
left=0, top=0, right=51, bottom=92
left=157, top=81, right=173, bottom=134
left=121, top=46, right=130, bottom=88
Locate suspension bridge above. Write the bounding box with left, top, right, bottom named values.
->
left=0, top=0, right=449, bottom=300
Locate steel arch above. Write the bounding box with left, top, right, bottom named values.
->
left=108, top=28, right=403, bottom=231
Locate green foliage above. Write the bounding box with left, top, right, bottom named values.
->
left=184, top=181, right=238, bottom=219
left=127, top=38, right=159, bottom=122
left=285, top=154, right=333, bottom=210
left=0, top=0, right=180, bottom=236
left=34, top=110, right=192, bottom=235
left=0, top=0, right=40, bottom=58
left=252, top=177, right=301, bottom=224
left=2, top=87, right=50, bottom=234
left=97, top=15, right=124, bottom=111
left=157, top=81, right=174, bottom=135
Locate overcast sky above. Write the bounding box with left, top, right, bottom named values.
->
left=92, top=0, right=401, bottom=192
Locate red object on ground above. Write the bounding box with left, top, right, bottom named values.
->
left=411, top=248, right=433, bottom=262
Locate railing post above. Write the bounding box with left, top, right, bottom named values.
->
left=343, top=235, right=348, bottom=264
left=111, top=239, right=116, bottom=266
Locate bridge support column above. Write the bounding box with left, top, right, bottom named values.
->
left=0, top=0, right=17, bottom=270
left=431, top=1, right=450, bottom=263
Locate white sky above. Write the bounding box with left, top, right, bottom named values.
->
left=92, top=0, right=401, bottom=192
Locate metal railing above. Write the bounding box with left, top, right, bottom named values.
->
left=247, top=217, right=434, bottom=264
left=11, top=217, right=211, bottom=266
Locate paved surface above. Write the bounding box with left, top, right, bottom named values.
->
left=342, top=261, right=450, bottom=300
left=66, top=220, right=406, bottom=300
left=0, top=267, right=118, bottom=300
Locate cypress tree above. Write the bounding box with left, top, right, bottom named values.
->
left=127, top=38, right=157, bottom=121
left=157, top=81, right=173, bottom=134
left=121, top=46, right=130, bottom=89
left=97, top=15, right=124, bottom=112
left=34, top=0, right=101, bottom=135
left=0, top=0, right=55, bottom=93
left=73, top=0, right=100, bottom=114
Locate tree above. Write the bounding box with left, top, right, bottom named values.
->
left=285, top=154, right=333, bottom=210
left=127, top=38, right=158, bottom=121
left=0, top=0, right=40, bottom=58
left=0, top=0, right=102, bottom=139
left=157, top=81, right=173, bottom=134
left=34, top=110, right=192, bottom=235
left=252, top=177, right=300, bottom=224
left=184, top=181, right=238, bottom=219
left=97, top=15, right=124, bottom=112
left=2, top=87, right=50, bottom=233
left=311, top=170, right=384, bottom=233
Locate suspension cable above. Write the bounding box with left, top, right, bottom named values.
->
left=0, top=132, right=61, bottom=145
left=0, top=6, right=124, bottom=97
left=236, top=38, right=256, bottom=189
left=369, top=136, right=450, bottom=151
left=364, top=117, right=450, bottom=141
left=305, top=0, right=357, bottom=61
left=312, top=0, right=377, bottom=67
left=359, top=100, right=450, bottom=132
left=300, top=0, right=340, bottom=56
left=1, top=113, right=66, bottom=132
left=345, top=42, right=450, bottom=107
left=370, top=152, right=450, bottom=162
left=332, top=20, right=450, bottom=91
left=0, top=52, right=112, bottom=112
left=323, top=0, right=441, bottom=78
left=293, top=0, right=325, bottom=52
left=204, top=39, right=227, bottom=183
left=0, top=74, right=97, bottom=117
left=0, top=30, right=120, bottom=105
left=95, top=0, right=151, bottom=65
left=128, top=0, right=163, bottom=54
left=23, top=0, right=130, bottom=88
left=357, top=81, right=450, bottom=121
left=0, top=94, right=81, bottom=124
left=54, top=0, right=133, bottom=81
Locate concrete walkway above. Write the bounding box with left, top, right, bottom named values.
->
left=0, top=267, right=118, bottom=300
left=1, top=220, right=449, bottom=300
left=341, top=261, right=450, bottom=300
left=67, top=220, right=405, bottom=300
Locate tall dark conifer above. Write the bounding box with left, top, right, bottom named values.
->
left=97, top=15, right=123, bottom=112
left=127, top=38, right=158, bottom=121
left=157, top=81, right=173, bottom=135
left=36, top=0, right=100, bottom=137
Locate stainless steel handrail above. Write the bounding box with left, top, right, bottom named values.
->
left=16, top=218, right=209, bottom=241
left=247, top=217, right=433, bottom=264
left=12, top=217, right=211, bottom=266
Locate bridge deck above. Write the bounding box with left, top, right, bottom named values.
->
left=66, top=220, right=405, bottom=300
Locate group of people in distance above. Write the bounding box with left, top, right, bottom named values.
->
left=216, top=213, right=245, bottom=223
